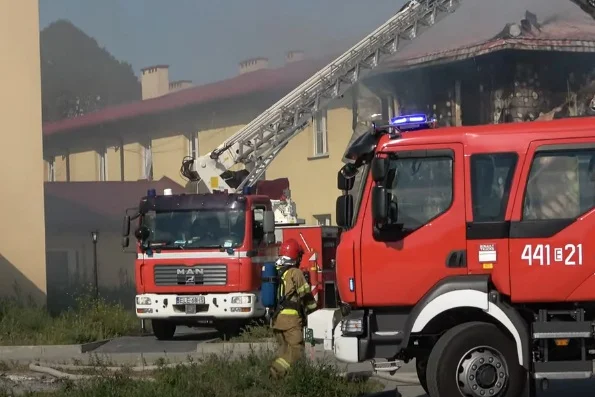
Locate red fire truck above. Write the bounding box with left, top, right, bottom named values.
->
left=307, top=114, right=595, bottom=397
left=122, top=180, right=340, bottom=340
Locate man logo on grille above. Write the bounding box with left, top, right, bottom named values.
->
left=177, top=267, right=204, bottom=285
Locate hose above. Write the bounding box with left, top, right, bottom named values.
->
left=29, top=362, right=420, bottom=386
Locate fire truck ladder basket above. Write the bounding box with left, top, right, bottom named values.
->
left=196, top=0, right=462, bottom=192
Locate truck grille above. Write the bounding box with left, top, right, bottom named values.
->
left=154, top=264, right=227, bottom=286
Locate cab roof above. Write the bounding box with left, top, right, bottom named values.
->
left=379, top=116, right=595, bottom=154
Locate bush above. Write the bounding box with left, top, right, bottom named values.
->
left=0, top=292, right=139, bottom=345
left=230, top=321, right=274, bottom=342
left=17, top=351, right=382, bottom=397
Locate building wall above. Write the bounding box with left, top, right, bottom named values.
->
left=0, top=0, right=47, bottom=301
left=45, top=229, right=136, bottom=311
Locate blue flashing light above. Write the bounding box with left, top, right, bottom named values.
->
left=242, top=186, right=252, bottom=195
left=147, top=189, right=157, bottom=197
left=389, top=113, right=436, bottom=131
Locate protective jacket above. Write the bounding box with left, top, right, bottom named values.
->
left=272, top=265, right=318, bottom=330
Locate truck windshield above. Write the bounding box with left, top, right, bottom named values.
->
left=141, top=209, right=246, bottom=249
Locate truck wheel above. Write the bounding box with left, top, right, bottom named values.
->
left=415, top=355, right=429, bottom=395
left=152, top=320, right=176, bottom=340
left=426, top=322, right=525, bottom=397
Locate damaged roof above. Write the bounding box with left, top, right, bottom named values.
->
left=379, top=0, right=595, bottom=71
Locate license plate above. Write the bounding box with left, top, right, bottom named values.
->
left=176, top=296, right=205, bottom=305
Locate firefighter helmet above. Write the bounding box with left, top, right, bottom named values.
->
left=279, top=238, right=303, bottom=265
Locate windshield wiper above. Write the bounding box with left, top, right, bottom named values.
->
left=149, top=240, right=186, bottom=249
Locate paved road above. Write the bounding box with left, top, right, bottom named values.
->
left=94, top=326, right=218, bottom=354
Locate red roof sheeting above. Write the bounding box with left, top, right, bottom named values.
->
left=43, top=58, right=331, bottom=136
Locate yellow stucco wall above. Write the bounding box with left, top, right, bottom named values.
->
left=0, top=0, right=47, bottom=301
left=123, top=143, right=143, bottom=181
left=107, top=146, right=122, bottom=181
left=152, top=135, right=188, bottom=185
left=70, top=151, right=97, bottom=181
left=266, top=101, right=352, bottom=224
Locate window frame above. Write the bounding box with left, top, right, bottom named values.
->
left=382, top=149, right=455, bottom=232
left=313, top=214, right=332, bottom=226
left=313, top=109, right=328, bottom=156
left=469, top=152, right=518, bottom=223
left=520, top=143, right=595, bottom=221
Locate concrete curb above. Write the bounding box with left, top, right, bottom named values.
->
left=197, top=341, right=278, bottom=354
left=0, top=339, right=110, bottom=358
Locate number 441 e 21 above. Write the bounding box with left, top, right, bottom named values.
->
left=521, top=243, right=583, bottom=266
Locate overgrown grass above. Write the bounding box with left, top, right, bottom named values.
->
left=7, top=351, right=383, bottom=397
left=230, top=321, right=275, bottom=343
left=0, top=292, right=139, bottom=346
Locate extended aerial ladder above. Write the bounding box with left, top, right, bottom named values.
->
left=181, top=0, right=463, bottom=222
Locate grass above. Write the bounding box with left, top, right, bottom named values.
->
left=3, top=351, right=383, bottom=397
left=229, top=321, right=275, bottom=343
left=0, top=292, right=139, bottom=346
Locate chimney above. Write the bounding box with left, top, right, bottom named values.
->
left=140, top=65, right=169, bottom=100
left=238, top=57, right=269, bottom=75
left=286, top=50, right=305, bottom=64
left=169, top=80, right=193, bottom=93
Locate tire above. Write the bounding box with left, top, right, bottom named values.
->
left=415, top=355, right=429, bottom=395
left=152, top=319, right=176, bottom=340
left=426, top=321, right=525, bottom=397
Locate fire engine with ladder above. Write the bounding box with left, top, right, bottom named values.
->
left=122, top=0, right=462, bottom=340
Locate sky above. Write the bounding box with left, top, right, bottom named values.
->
left=38, top=0, right=406, bottom=85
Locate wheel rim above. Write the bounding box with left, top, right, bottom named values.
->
left=456, top=346, right=509, bottom=397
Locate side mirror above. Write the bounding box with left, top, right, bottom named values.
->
left=134, top=225, right=151, bottom=242
left=263, top=211, right=275, bottom=234
left=122, top=215, right=131, bottom=237
left=336, top=195, right=354, bottom=229
left=337, top=165, right=356, bottom=191
left=121, top=236, right=130, bottom=248
left=371, top=186, right=391, bottom=226
left=371, top=157, right=389, bottom=182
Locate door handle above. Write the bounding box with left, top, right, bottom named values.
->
left=446, top=250, right=467, bottom=268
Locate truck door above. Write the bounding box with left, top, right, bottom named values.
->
left=358, top=143, right=467, bottom=306
left=509, top=139, right=595, bottom=302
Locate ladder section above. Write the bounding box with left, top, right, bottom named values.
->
left=194, top=0, right=462, bottom=192
left=532, top=308, right=594, bottom=382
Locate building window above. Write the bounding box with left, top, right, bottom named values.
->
left=470, top=153, right=518, bottom=222
left=188, top=131, right=199, bottom=159
left=142, top=139, right=153, bottom=181
left=522, top=147, right=595, bottom=220
left=314, top=214, right=331, bottom=226
left=47, top=157, right=56, bottom=182
left=314, top=109, right=328, bottom=156
left=98, top=147, right=107, bottom=181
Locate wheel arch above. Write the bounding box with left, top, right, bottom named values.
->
left=401, top=275, right=531, bottom=369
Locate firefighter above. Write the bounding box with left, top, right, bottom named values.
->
left=269, top=238, right=318, bottom=379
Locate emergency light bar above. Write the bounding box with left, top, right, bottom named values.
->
left=389, top=113, right=436, bottom=131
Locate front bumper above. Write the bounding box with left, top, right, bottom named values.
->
left=135, top=292, right=266, bottom=320
left=307, top=308, right=361, bottom=363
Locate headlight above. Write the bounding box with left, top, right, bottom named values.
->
left=231, top=296, right=252, bottom=304
left=136, top=296, right=151, bottom=305
left=341, top=319, right=363, bottom=335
